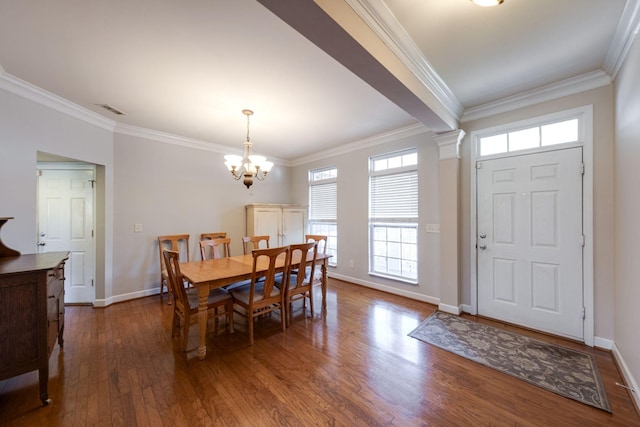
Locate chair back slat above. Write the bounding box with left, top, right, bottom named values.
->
left=200, top=237, right=231, bottom=260
left=242, top=235, right=270, bottom=254
left=163, top=250, right=189, bottom=312
left=288, top=241, right=318, bottom=291
left=250, top=246, right=290, bottom=302
left=305, top=235, right=327, bottom=255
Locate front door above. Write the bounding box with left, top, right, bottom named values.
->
left=477, top=147, right=584, bottom=340
left=38, top=168, right=95, bottom=304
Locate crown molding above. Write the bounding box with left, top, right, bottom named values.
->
left=461, top=70, right=611, bottom=123
left=347, top=0, right=464, bottom=122
left=0, top=67, right=116, bottom=132
left=114, top=122, right=286, bottom=165
left=603, top=0, right=640, bottom=80
left=290, top=122, right=430, bottom=167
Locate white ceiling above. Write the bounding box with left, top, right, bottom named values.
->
left=0, top=0, right=633, bottom=162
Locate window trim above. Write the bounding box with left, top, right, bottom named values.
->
left=309, top=166, right=337, bottom=267
left=368, top=148, right=419, bottom=284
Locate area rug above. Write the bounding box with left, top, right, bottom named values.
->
left=408, top=311, right=611, bottom=412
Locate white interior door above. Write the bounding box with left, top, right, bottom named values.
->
left=477, top=147, right=584, bottom=340
left=38, top=168, right=95, bottom=304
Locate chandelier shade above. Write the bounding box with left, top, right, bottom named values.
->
left=470, top=0, right=504, bottom=6
left=224, top=109, right=273, bottom=189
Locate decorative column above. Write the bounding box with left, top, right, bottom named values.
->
left=435, top=130, right=465, bottom=315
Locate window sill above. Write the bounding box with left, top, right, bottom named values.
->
left=368, top=272, right=418, bottom=286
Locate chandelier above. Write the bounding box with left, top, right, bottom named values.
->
left=224, top=109, right=273, bottom=189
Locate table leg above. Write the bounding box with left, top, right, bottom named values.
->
left=321, top=259, right=327, bottom=312
left=197, top=286, right=208, bottom=360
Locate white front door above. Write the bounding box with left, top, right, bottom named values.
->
left=38, top=168, right=95, bottom=304
left=477, top=147, right=584, bottom=340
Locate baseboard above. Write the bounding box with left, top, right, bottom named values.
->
left=438, top=303, right=462, bottom=315
left=329, top=273, right=440, bottom=306
left=612, top=342, right=640, bottom=413
left=593, top=336, right=614, bottom=350
left=93, top=287, right=161, bottom=307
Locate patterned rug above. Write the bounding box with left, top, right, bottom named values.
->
left=408, top=311, right=611, bottom=412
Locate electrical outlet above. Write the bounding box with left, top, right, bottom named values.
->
left=348, top=260, right=354, bottom=268
left=134, top=223, right=142, bottom=233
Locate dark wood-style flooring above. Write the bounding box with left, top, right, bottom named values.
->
left=0, top=279, right=638, bottom=426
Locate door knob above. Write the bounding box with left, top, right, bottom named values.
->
left=478, top=244, right=487, bottom=250
left=479, top=233, right=486, bottom=239
left=38, top=242, right=46, bottom=246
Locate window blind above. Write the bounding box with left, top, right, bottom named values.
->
left=370, top=171, right=418, bottom=220
left=309, top=182, right=337, bottom=220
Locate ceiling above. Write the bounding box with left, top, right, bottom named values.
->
left=0, top=0, right=633, bottom=163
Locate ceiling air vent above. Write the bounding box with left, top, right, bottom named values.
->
left=97, top=104, right=125, bottom=115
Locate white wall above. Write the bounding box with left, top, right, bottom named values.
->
left=111, top=131, right=291, bottom=302
left=613, top=35, right=640, bottom=407
left=459, top=85, right=615, bottom=341
left=0, top=83, right=115, bottom=301
left=290, top=129, right=442, bottom=303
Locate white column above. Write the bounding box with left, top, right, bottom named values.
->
left=435, top=130, right=465, bottom=315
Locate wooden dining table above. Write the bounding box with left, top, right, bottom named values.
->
left=180, top=252, right=332, bottom=359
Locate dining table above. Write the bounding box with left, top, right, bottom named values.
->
left=179, top=251, right=332, bottom=360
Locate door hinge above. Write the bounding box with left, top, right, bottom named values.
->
left=92, top=229, right=94, bottom=238
left=579, top=234, right=585, bottom=246
left=579, top=163, right=585, bottom=175
left=581, top=307, right=586, bottom=319
left=89, top=179, right=96, bottom=188
left=91, top=279, right=94, bottom=287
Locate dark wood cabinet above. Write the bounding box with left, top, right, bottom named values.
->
left=0, top=251, right=68, bottom=405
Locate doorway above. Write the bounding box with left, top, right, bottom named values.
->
left=37, top=163, right=96, bottom=304
left=476, top=147, right=584, bottom=340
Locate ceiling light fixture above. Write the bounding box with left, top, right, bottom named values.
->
left=224, top=109, right=273, bottom=189
left=470, top=0, right=504, bottom=6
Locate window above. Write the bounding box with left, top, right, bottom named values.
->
left=369, top=149, right=418, bottom=283
left=479, top=118, right=579, bottom=157
left=309, top=166, right=337, bottom=266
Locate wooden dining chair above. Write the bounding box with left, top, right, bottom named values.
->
left=279, top=241, right=318, bottom=327
left=158, top=234, right=190, bottom=304
left=201, top=232, right=227, bottom=241
left=305, top=235, right=328, bottom=255
left=242, top=235, right=270, bottom=254
left=163, top=250, right=234, bottom=352
left=200, top=237, right=231, bottom=260
left=229, top=246, right=290, bottom=345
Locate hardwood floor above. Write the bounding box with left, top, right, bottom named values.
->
left=0, top=279, right=638, bottom=426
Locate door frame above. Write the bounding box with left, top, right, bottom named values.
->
left=468, top=105, right=594, bottom=346
left=37, top=161, right=97, bottom=304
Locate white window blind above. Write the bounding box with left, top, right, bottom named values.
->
left=370, top=171, right=418, bottom=220
left=309, top=182, right=336, bottom=220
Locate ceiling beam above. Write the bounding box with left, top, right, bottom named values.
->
left=257, top=0, right=457, bottom=133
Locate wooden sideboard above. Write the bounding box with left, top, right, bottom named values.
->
left=0, top=251, right=68, bottom=405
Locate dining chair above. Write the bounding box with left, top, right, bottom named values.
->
left=305, top=235, right=328, bottom=255
left=279, top=241, right=318, bottom=327
left=158, top=234, right=190, bottom=304
left=163, top=250, right=234, bottom=352
left=201, top=232, right=227, bottom=241
left=200, top=237, right=231, bottom=260
left=229, top=246, right=290, bottom=345
left=242, top=235, right=270, bottom=254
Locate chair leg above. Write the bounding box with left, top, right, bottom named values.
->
left=181, top=314, right=189, bottom=351
left=280, top=304, right=286, bottom=332
left=171, top=311, right=179, bottom=337
left=248, top=313, right=254, bottom=345
left=227, top=301, right=235, bottom=334
left=308, top=291, right=314, bottom=318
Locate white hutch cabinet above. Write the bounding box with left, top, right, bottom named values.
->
left=245, top=204, right=307, bottom=247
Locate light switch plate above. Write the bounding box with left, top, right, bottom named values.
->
left=134, top=223, right=142, bottom=233
left=426, top=224, right=440, bottom=233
